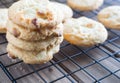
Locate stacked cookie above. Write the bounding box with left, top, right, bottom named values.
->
left=6, top=0, right=68, bottom=64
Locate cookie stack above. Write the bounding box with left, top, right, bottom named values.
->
left=6, top=0, right=65, bottom=64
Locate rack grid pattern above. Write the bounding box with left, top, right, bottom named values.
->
left=0, top=0, right=120, bottom=83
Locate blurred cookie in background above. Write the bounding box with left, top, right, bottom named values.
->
left=0, top=9, right=8, bottom=33
left=67, top=0, right=104, bottom=11
left=98, top=6, right=120, bottom=29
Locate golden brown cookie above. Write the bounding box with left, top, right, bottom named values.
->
left=63, top=17, right=108, bottom=47
left=67, top=0, right=104, bottom=11
left=6, top=32, right=63, bottom=51
left=0, top=9, right=8, bottom=33
left=98, top=6, right=120, bottom=29
left=7, top=43, right=60, bottom=64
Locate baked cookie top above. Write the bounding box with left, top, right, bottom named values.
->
left=67, top=0, right=104, bottom=11
left=98, top=6, right=120, bottom=29
left=8, top=0, right=64, bottom=30
left=0, top=9, right=8, bottom=33
left=63, top=17, right=108, bottom=46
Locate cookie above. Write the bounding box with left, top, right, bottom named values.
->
left=7, top=43, right=60, bottom=64
left=6, top=32, right=63, bottom=51
left=0, top=9, right=8, bottom=33
left=67, top=0, right=104, bottom=11
left=63, top=17, right=108, bottom=46
left=50, top=2, right=73, bottom=20
left=98, top=6, right=120, bottom=29
left=7, top=20, right=63, bottom=41
left=8, top=0, right=64, bottom=30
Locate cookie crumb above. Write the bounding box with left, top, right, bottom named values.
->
left=48, top=68, right=53, bottom=72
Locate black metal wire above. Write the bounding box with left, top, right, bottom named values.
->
left=0, top=0, right=120, bottom=83
left=28, top=65, right=48, bottom=83
left=0, top=62, right=17, bottom=83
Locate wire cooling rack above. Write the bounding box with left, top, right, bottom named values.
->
left=0, top=0, right=120, bottom=83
